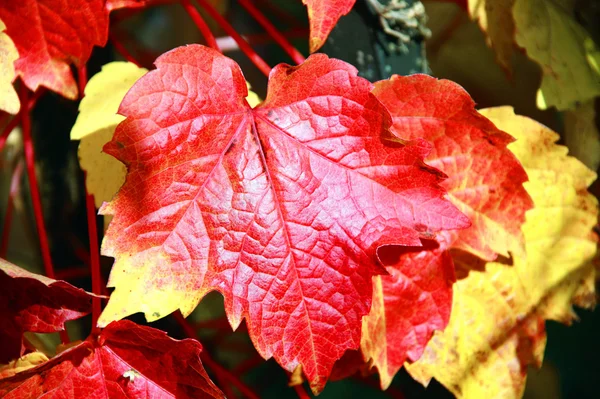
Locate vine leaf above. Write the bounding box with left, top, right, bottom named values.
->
left=0, top=259, right=100, bottom=363
left=334, top=74, right=533, bottom=388
left=0, top=320, right=225, bottom=399
left=374, top=75, right=532, bottom=262
left=303, top=0, right=356, bottom=52
left=407, top=106, right=599, bottom=399
left=467, top=0, right=515, bottom=74
left=0, top=0, right=143, bottom=99
left=0, top=19, right=19, bottom=114
left=564, top=100, right=600, bottom=172
left=97, top=44, right=469, bottom=393
left=72, top=62, right=148, bottom=209
left=514, top=0, right=600, bottom=110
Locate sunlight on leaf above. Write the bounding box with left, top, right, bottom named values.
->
left=0, top=19, right=19, bottom=115
left=71, top=62, right=147, bottom=209
left=96, top=45, right=468, bottom=394
left=406, top=106, right=599, bottom=399
left=0, top=321, right=225, bottom=398
left=513, top=0, right=600, bottom=110
left=0, top=352, right=49, bottom=379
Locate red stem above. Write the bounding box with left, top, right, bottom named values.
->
left=19, top=84, right=69, bottom=344
left=173, top=312, right=260, bottom=399
left=0, top=88, right=47, bottom=153
left=194, top=0, right=272, bottom=77
left=0, top=161, right=23, bottom=258
left=85, top=191, right=102, bottom=329
left=0, top=116, right=21, bottom=154
left=19, top=86, right=54, bottom=279
left=110, top=32, right=143, bottom=67
left=181, top=0, right=220, bottom=51
left=79, top=66, right=103, bottom=329
left=294, top=384, right=311, bottom=399
left=237, top=0, right=305, bottom=64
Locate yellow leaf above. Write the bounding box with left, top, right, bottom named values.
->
left=407, top=106, right=598, bottom=399
left=564, top=100, right=600, bottom=171
left=0, top=19, right=19, bottom=115
left=71, top=61, right=262, bottom=214
left=71, top=62, right=148, bottom=209
left=468, top=0, right=515, bottom=72
left=513, top=0, right=600, bottom=110
left=0, top=352, right=49, bottom=379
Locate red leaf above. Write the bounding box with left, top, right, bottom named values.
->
left=0, top=259, right=98, bottom=363
left=0, top=0, right=140, bottom=99
left=343, top=74, right=532, bottom=387
left=0, top=320, right=225, bottom=399
left=98, top=45, right=469, bottom=393
left=373, top=74, right=532, bottom=262
left=303, top=0, right=356, bottom=52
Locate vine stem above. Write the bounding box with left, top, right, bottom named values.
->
left=173, top=311, right=260, bottom=399
left=0, top=161, right=24, bottom=258
left=109, top=32, right=144, bottom=67
left=77, top=66, right=103, bottom=330
left=85, top=190, right=102, bottom=328
left=19, top=84, right=69, bottom=344
left=181, top=0, right=220, bottom=51
left=294, top=384, right=311, bottom=399
left=237, top=0, right=305, bottom=65
left=194, top=0, right=272, bottom=77
left=0, top=88, right=46, bottom=153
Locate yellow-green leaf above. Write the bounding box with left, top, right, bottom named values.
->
left=406, top=106, right=598, bottom=399
left=468, top=0, right=515, bottom=72
left=71, top=62, right=147, bottom=209
left=514, top=0, right=600, bottom=110
left=564, top=100, right=600, bottom=171
left=0, top=19, right=19, bottom=115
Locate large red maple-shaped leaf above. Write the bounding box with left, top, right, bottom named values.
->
left=339, top=75, right=532, bottom=387
left=0, top=0, right=143, bottom=99
left=0, top=320, right=225, bottom=399
left=303, top=0, right=356, bottom=52
left=97, top=45, right=469, bottom=393
left=0, top=259, right=99, bottom=363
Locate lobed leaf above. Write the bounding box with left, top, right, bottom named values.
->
left=0, top=259, right=99, bottom=363
left=407, top=106, right=599, bottom=398
left=514, top=0, right=600, bottom=110
left=97, top=45, right=469, bottom=393
left=0, top=320, right=225, bottom=399
left=339, top=75, right=532, bottom=388
left=0, top=0, right=145, bottom=99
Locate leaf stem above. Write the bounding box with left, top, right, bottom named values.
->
left=0, top=161, right=24, bottom=258
left=19, top=86, right=53, bottom=279
left=19, top=84, right=69, bottom=344
left=237, top=0, right=305, bottom=64
left=77, top=66, right=103, bottom=330
left=181, top=0, right=220, bottom=51
left=294, top=384, right=312, bottom=399
left=193, top=0, right=272, bottom=77
left=172, top=311, right=260, bottom=399
left=109, top=32, right=144, bottom=67
left=0, top=88, right=46, bottom=153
